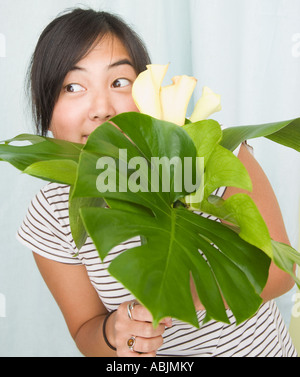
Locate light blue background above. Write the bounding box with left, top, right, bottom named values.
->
left=0, top=0, right=299, bottom=356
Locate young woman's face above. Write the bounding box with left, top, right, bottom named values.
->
left=50, top=35, right=139, bottom=143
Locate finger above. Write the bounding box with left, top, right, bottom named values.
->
left=122, top=335, right=163, bottom=356
left=160, top=317, right=172, bottom=327
left=117, top=333, right=161, bottom=357
left=128, top=304, right=172, bottom=328
left=133, top=335, right=164, bottom=354
left=129, top=320, right=166, bottom=338
left=127, top=303, right=152, bottom=322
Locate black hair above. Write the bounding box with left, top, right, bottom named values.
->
left=28, top=8, right=151, bottom=136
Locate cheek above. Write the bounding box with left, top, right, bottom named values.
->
left=115, top=95, right=139, bottom=114
left=128, top=102, right=139, bottom=112
left=50, top=101, right=83, bottom=141
left=126, top=96, right=139, bottom=112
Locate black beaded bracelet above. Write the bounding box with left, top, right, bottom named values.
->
left=103, top=310, right=117, bottom=351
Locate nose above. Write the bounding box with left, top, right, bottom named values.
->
left=88, top=92, right=116, bottom=123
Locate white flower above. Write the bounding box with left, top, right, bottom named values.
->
left=132, top=64, right=221, bottom=125
left=190, top=86, right=222, bottom=123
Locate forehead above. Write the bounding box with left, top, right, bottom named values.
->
left=79, top=34, right=132, bottom=66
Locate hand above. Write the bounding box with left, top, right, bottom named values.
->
left=113, top=301, right=172, bottom=357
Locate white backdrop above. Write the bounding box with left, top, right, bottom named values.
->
left=0, top=0, right=299, bottom=356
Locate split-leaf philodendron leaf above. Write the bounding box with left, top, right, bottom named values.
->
left=0, top=113, right=300, bottom=327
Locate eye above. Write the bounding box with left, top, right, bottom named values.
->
left=112, top=78, right=131, bottom=88
left=64, top=83, right=85, bottom=93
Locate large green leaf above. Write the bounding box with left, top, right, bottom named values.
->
left=81, top=205, right=268, bottom=327
left=182, top=120, right=222, bottom=166
left=221, top=118, right=300, bottom=152
left=0, top=134, right=83, bottom=184
left=200, top=194, right=273, bottom=258
left=24, top=159, right=78, bottom=185
left=72, top=112, right=270, bottom=327
left=72, top=113, right=199, bottom=208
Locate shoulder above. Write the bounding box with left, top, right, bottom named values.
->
left=38, top=182, right=70, bottom=205
left=17, top=182, right=81, bottom=264
left=31, top=182, right=71, bottom=231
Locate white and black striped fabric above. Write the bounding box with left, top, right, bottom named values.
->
left=17, top=182, right=297, bottom=357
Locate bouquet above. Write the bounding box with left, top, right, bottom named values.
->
left=1, top=64, right=300, bottom=328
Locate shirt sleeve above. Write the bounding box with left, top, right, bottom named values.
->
left=16, top=183, right=82, bottom=265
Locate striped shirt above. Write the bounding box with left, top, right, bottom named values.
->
left=17, top=182, right=297, bottom=357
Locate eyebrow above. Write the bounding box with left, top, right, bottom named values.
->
left=70, top=59, right=134, bottom=73
left=108, top=58, right=134, bottom=70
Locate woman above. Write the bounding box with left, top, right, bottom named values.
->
left=17, top=8, right=297, bottom=357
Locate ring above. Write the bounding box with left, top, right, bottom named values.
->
left=127, top=301, right=136, bottom=320
left=127, top=336, right=136, bottom=351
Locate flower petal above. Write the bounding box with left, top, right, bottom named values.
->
left=190, top=87, right=222, bottom=123
left=132, top=64, right=169, bottom=119
left=160, top=75, right=197, bottom=126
